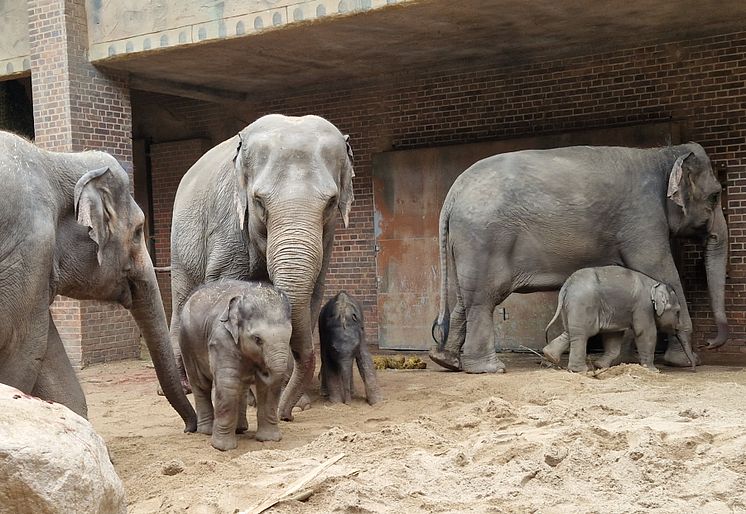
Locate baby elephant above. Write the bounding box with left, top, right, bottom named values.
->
left=319, top=291, right=382, bottom=405
left=542, top=266, right=682, bottom=373
left=180, top=279, right=292, bottom=450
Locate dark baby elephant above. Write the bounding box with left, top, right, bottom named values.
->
left=318, top=292, right=381, bottom=405
left=0, top=131, right=195, bottom=431
left=431, top=143, right=728, bottom=373
left=179, top=279, right=292, bottom=451
left=542, top=266, right=683, bottom=373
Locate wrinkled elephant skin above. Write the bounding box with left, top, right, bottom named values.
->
left=432, top=144, right=728, bottom=373
left=542, top=266, right=683, bottom=372
left=0, top=131, right=196, bottom=431
left=179, top=280, right=292, bottom=450
left=170, top=114, right=355, bottom=421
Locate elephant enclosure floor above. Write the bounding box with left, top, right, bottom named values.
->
left=81, top=355, right=746, bottom=513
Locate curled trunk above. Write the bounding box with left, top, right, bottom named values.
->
left=129, top=265, right=197, bottom=432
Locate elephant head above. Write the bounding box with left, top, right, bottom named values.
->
left=57, top=154, right=196, bottom=431
left=666, top=144, right=729, bottom=348
left=651, top=282, right=681, bottom=334
left=219, top=292, right=293, bottom=380
left=232, top=114, right=354, bottom=416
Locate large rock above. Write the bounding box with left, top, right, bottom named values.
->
left=0, top=384, right=125, bottom=513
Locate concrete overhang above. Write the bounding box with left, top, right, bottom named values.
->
left=98, top=0, right=746, bottom=103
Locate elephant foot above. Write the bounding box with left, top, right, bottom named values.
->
left=196, top=422, right=213, bottom=435
left=542, top=345, right=563, bottom=366
left=662, top=348, right=701, bottom=368
left=294, top=393, right=312, bottom=412
left=461, top=353, right=506, bottom=374
left=428, top=349, right=462, bottom=371
left=211, top=433, right=238, bottom=451
left=567, top=361, right=588, bottom=373
left=592, top=355, right=615, bottom=369
left=255, top=425, right=282, bottom=442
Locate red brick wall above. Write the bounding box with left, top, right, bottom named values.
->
left=145, top=30, right=746, bottom=359
left=149, top=139, right=211, bottom=319
left=29, top=0, right=139, bottom=367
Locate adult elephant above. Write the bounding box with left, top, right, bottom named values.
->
left=170, top=114, right=354, bottom=420
left=0, top=131, right=197, bottom=431
left=430, top=143, right=728, bottom=373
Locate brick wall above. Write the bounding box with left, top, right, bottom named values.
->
left=28, top=0, right=139, bottom=366
left=144, top=30, right=746, bottom=359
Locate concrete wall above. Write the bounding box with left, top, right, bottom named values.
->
left=0, top=0, right=29, bottom=76
left=86, top=0, right=406, bottom=61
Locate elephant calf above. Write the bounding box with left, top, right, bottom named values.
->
left=319, top=292, right=381, bottom=405
left=542, top=266, right=682, bottom=373
left=179, top=279, right=292, bottom=450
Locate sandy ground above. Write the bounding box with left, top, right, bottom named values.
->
left=81, top=354, right=746, bottom=513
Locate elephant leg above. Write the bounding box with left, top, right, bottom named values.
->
left=31, top=314, right=87, bottom=418
left=0, top=300, right=50, bottom=394
left=356, top=343, right=382, bottom=405
left=236, top=387, right=249, bottom=434
left=622, top=248, right=698, bottom=368
left=325, top=361, right=344, bottom=404
left=595, top=332, right=625, bottom=369
left=461, top=304, right=505, bottom=374
left=192, top=385, right=214, bottom=435
left=542, top=332, right=569, bottom=366
left=634, top=325, right=659, bottom=373
left=254, top=378, right=282, bottom=442
left=319, top=359, right=328, bottom=398
left=429, top=298, right=466, bottom=371
left=567, top=331, right=589, bottom=373
left=340, top=359, right=353, bottom=404
left=181, top=353, right=212, bottom=434
left=210, top=372, right=243, bottom=451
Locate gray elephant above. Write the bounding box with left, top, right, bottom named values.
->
left=0, top=131, right=196, bottom=430
left=170, top=114, right=354, bottom=421
left=318, top=291, right=381, bottom=405
left=179, top=279, right=292, bottom=450
left=431, top=143, right=727, bottom=373
left=542, top=266, right=681, bottom=372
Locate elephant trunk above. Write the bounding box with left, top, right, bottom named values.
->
left=129, top=263, right=197, bottom=432
left=704, top=206, right=729, bottom=349
left=266, top=212, right=323, bottom=420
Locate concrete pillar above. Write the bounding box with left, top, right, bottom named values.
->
left=28, top=0, right=139, bottom=368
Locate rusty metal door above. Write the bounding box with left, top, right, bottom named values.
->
left=373, top=123, right=680, bottom=351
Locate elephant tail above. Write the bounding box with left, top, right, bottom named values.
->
left=432, top=198, right=452, bottom=348
left=545, top=287, right=565, bottom=345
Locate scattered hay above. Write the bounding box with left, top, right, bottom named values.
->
left=373, top=355, right=427, bottom=370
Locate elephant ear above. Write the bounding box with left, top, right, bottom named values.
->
left=74, top=167, right=115, bottom=266
left=667, top=152, right=693, bottom=213
left=232, top=133, right=249, bottom=231
left=651, top=283, right=670, bottom=317
left=338, top=134, right=355, bottom=228
left=219, top=295, right=242, bottom=345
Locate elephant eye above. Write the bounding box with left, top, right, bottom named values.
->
left=133, top=225, right=143, bottom=240
left=708, top=192, right=720, bottom=206
left=253, top=195, right=267, bottom=219
left=253, top=335, right=263, bottom=346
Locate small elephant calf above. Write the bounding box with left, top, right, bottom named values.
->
left=179, top=279, right=292, bottom=450
left=319, top=291, right=382, bottom=405
left=542, top=266, right=682, bottom=373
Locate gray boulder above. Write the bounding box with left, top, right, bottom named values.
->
left=0, top=383, right=125, bottom=513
